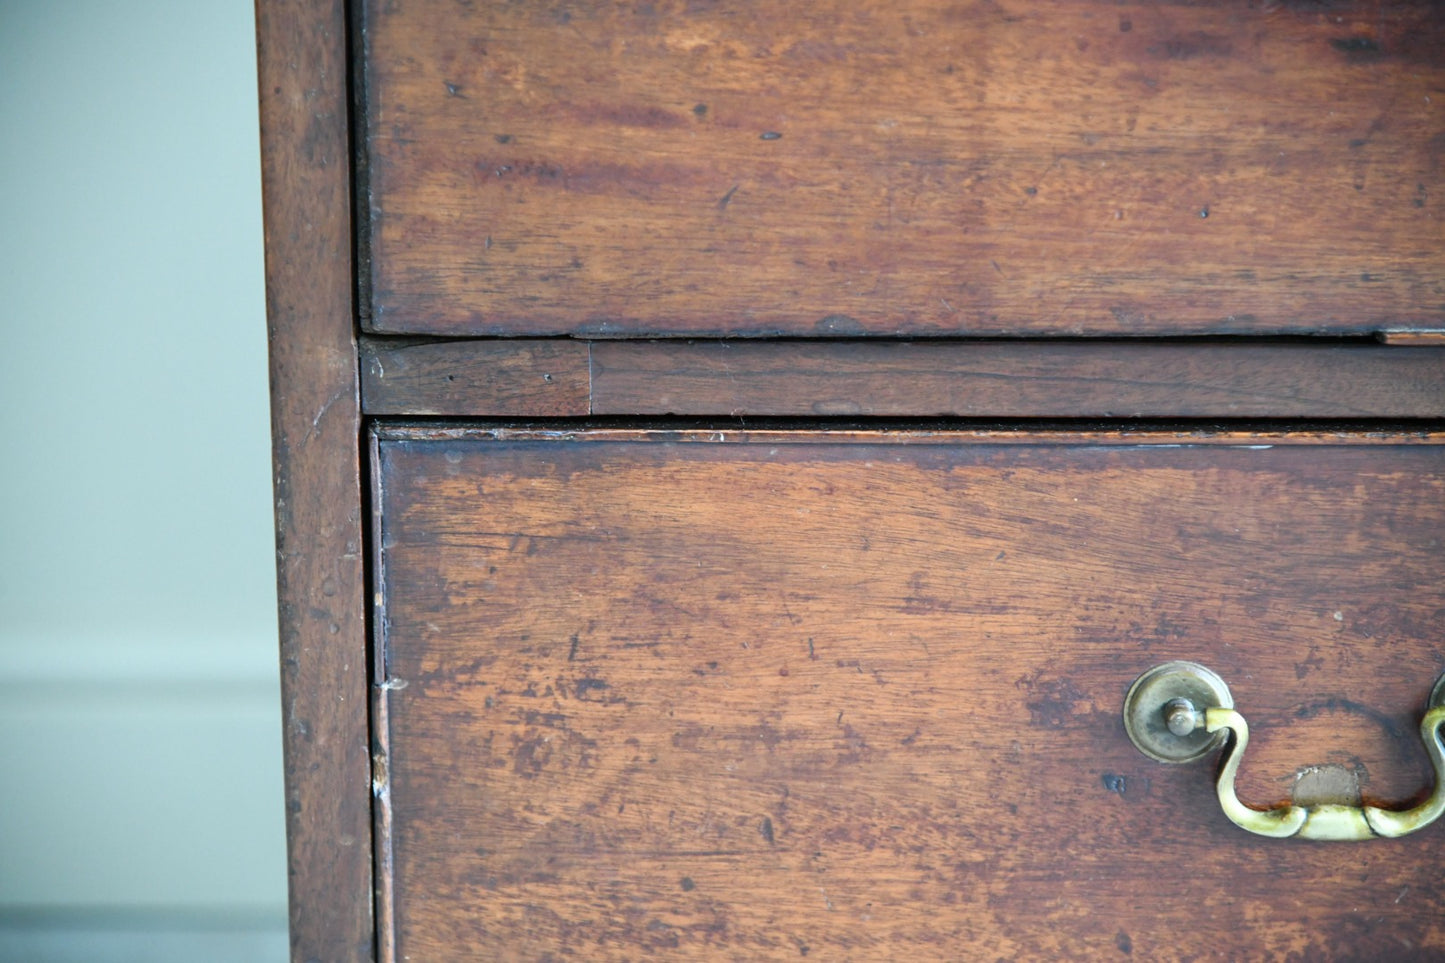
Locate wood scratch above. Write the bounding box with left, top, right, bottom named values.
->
left=301, top=386, right=349, bottom=447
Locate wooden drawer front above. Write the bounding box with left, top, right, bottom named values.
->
left=373, top=429, right=1445, bottom=959
left=362, top=0, right=1445, bottom=337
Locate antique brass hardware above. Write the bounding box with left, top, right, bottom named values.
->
left=1124, top=662, right=1445, bottom=841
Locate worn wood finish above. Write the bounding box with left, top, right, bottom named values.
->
left=257, top=0, right=373, bottom=958
left=373, top=428, right=1445, bottom=960
left=363, top=0, right=1445, bottom=338
left=357, top=339, right=1445, bottom=418
left=590, top=341, right=1445, bottom=418
left=1382, top=330, right=1445, bottom=346
left=361, top=339, right=590, bottom=416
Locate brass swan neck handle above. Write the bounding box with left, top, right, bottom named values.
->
left=1124, top=662, right=1445, bottom=841
left=1203, top=705, right=1445, bottom=840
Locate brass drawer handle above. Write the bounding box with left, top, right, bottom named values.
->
left=1124, top=662, right=1445, bottom=841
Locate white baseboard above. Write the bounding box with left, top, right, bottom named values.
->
left=0, top=644, right=287, bottom=911
left=0, top=909, right=288, bottom=963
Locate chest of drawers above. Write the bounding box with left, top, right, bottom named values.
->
left=259, top=1, right=1445, bottom=958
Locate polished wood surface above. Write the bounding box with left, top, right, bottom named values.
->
left=257, top=0, right=373, bottom=957
left=362, top=0, right=1445, bottom=337
left=373, top=428, right=1445, bottom=960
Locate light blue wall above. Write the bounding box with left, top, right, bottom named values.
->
left=0, top=0, right=287, bottom=950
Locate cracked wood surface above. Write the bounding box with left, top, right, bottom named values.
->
left=372, top=428, right=1445, bottom=960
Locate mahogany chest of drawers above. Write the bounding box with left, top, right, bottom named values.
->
left=259, top=1, right=1445, bottom=958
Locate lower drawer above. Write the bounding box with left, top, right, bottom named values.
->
left=371, top=428, right=1445, bottom=960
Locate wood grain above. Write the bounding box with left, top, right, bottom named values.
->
left=257, top=1, right=374, bottom=958
left=373, top=428, right=1445, bottom=960
left=361, top=339, right=590, bottom=416
left=590, top=341, right=1445, bottom=417
left=363, top=0, right=1445, bottom=337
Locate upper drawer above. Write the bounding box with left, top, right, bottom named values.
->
left=361, top=0, right=1445, bottom=338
